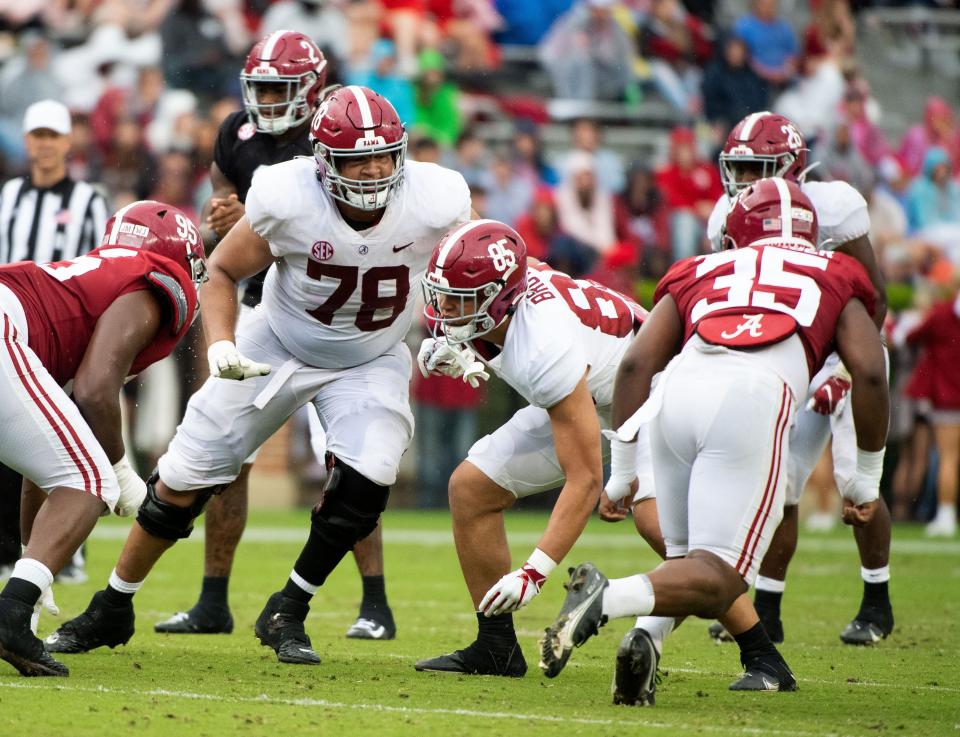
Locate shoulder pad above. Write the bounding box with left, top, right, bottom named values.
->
left=146, top=271, right=189, bottom=334
left=405, top=162, right=472, bottom=229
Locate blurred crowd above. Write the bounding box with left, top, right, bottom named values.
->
left=2, top=0, right=959, bottom=528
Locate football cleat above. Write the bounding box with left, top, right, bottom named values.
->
left=45, top=590, right=134, bottom=654
left=539, top=563, right=609, bottom=679
left=729, top=651, right=798, bottom=692
left=0, top=598, right=68, bottom=676
left=155, top=607, right=234, bottom=635
left=707, top=621, right=734, bottom=643
left=612, top=628, right=660, bottom=706
left=346, top=615, right=395, bottom=641
left=840, top=604, right=894, bottom=646
left=414, top=641, right=527, bottom=677
left=254, top=592, right=320, bottom=665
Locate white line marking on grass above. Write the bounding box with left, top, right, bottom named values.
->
left=0, top=680, right=852, bottom=736
left=88, top=527, right=960, bottom=556
left=373, top=654, right=960, bottom=693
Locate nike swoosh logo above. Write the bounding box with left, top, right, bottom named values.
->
left=392, top=242, right=414, bottom=253
left=367, top=625, right=386, bottom=638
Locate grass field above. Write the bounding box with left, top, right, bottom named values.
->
left=1, top=509, right=957, bottom=736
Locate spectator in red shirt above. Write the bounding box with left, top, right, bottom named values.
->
left=639, top=0, right=713, bottom=115
left=654, top=127, right=722, bottom=260
left=907, top=294, right=960, bottom=537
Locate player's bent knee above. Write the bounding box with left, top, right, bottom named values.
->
left=136, top=471, right=222, bottom=541
left=686, top=549, right=747, bottom=617
left=311, top=459, right=390, bottom=551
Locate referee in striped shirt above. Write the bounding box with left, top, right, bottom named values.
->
left=0, top=99, right=109, bottom=579
left=0, top=99, right=108, bottom=265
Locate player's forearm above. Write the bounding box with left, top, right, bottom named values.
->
left=536, top=472, right=602, bottom=563
left=849, top=372, right=889, bottom=452
left=72, top=391, right=124, bottom=464
left=199, top=265, right=241, bottom=347
left=611, top=356, right=655, bottom=429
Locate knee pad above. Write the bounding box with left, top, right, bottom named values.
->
left=136, top=471, right=221, bottom=541
left=311, top=458, right=389, bottom=551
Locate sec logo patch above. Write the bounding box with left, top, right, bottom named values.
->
left=238, top=122, right=255, bottom=141
left=312, top=241, right=335, bottom=261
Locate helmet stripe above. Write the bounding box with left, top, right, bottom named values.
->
left=434, top=219, right=500, bottom=270
left=772, top=176, right=793, bottom=239
left=107, top=201, right=142, bottom=245
left=260, top=30, right=287, bottom=62
left=738, top=111, right=768, bottom=141
left=347, top=85, right=376, bottom=138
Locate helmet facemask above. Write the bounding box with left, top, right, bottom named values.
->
left=719, top=149, right=799, bottom=197
left=240, top=73, right=318, bottom=135
left=422, top=278, right=507, bottom=344
left=315, top=136, right=407, bottom=211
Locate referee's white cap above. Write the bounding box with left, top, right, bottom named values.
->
left=23, top=99, right=72, bottom=136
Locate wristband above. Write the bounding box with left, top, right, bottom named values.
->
left=526, top=547, right=558, bottom=578
left=833, top=362, right=852, bottom=382
left=850, top=447, right=884, bottom=505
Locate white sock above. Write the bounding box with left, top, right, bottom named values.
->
left=634, top=616, right=675, bottom=655
left=602, top=575, right=655, bottom=620
left=108, top=568, right=143, bottom=595
left=11, top=558, right=53, bottom=591
left=289, top=570, right=319, bottom=596
left=936, top=504, right=956, bottom=523
left=861, top=565, right=890, bottom=584
left=754, top=576, right=786, bottom=593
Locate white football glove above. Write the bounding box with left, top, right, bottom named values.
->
left=479, top=549, right=556, bottom=616
left=207, top=340, right=272, bottom=381
left=416, top=338, right=489, bottom=389
left=30, top=586, right=59, bottom=636
left=112, top=455, right=146, bottom=517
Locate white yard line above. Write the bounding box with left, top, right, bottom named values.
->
left=88, top=526, right=960, bottom=556
left=0, top=680, right=855, bottom=736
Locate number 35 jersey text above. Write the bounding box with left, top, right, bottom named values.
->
left=246, top=158, right=472, bottom=369
left=655, top=243, right=876, bottom=397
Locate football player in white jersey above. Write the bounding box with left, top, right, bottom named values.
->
left=412, top=219, right=665, bottom=677
left=47, top=86, right=476, bottom=666
left=698, top=112, right=894, bottom=649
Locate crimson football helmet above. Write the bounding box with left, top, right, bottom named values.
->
left=422, top=219, right=528, bottom=343
left=101, top=200, right=207, bottom=290
left=721, top=177, right=819, bottom=250
left=310, top=85, right=407, bottom=211
left=719, top=111, right=808, bottom=196
left=240, top=30, right=328, bottom=135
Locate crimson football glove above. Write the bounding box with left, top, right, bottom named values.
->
left=807, top=365, right=852, bottom=416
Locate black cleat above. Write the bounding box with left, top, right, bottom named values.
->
left=415, top=640, right=527, bottom=677
left=155, top=606, right=234, bottom=635
left=45, top=590, right=134, bottom=654
left=707, top=622, right=734, bottom=643
left=539, top=563, right=609, bottom=679
left=729, top=651, right=798, bottom=692
left=840, top=604, right=894, bottom=645
left=612, top=628, right=660, bottom=706
left=346, top=612, right=396, bottom=640
left=0, top=599, right=69, bottom=676
left=254, top=592, right=320, bottom=665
